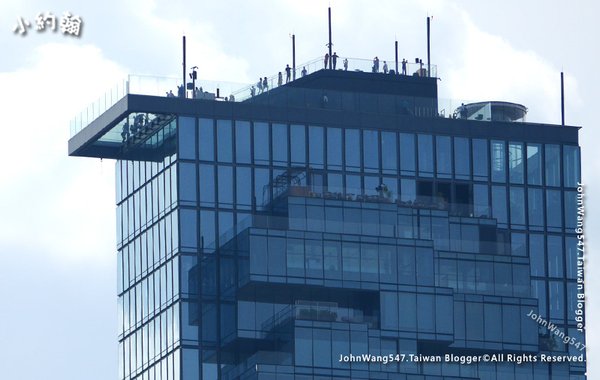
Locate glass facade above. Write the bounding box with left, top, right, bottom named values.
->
left=73, top=72, right=583, bottom=380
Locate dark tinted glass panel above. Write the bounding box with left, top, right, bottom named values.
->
left=381, top=131, right=397, bottom=174
left=363, top=129, right=379, bottom=172
left=546, top=189, right=562, bottom=228
left=454, top=137, right=470, bottom=179
left=563, top=145, right=580, bottom=188
left=436, top=135, right=452, bottom=177
left=328, top=173, right=343, bottom=194
left=178, top=117, right=196, bottom=159
left=179, top=162, right=197, bottom=205
left=528, top=188, right=544, bottom=228
left=216, top=120, right=232, bottom=163
left=529, top=233, right=545, bottom=276
left=254, top=168, right=270, bottom=209
left=199, top=165, right=215, bottom=206
left=290, top=124, right=306, bottom=165
left=235, top=121, right=251, bottom=164
left=564, top=191, right=577, bottom=229
left=472, top=138, right=488, bottom=180
left=547, top=235, right=564, bottom=277
left=345, top=129, right=360, bottom=171
left=549, top=281, right=564, bottom=321
left=473, top=184, right=489, bottom=217
left=253, top=122, right=269, bottom=165
left=200, top=210, right=215, bottom=250
left=180, top=208, right=197, bottom=248
left=509, top=187, right=525, bottom=225
left=508, top=142, right=524, bottom=184
left=327, top=127, right=342, bottom=170
left=527, top=143, right=542, bottom=185
left=545, top=144, right=561, bottom=187
left=198, top=118, right=214, bottom=161
left=491, top=186, right=507, bottom=224
left=491, top=140, right=506, bottom=182
left=400, top=178, right=416, bottom=202
left=236, top=167, right=251, bottom=208
left=272, top=123, right=288, bottom=166
left=309, top=126, right=324, bottom=169
left=400, top=133, right=416, bottom=175
left=217, top=166, right=233, bottom=207
left=417, top=134, right=433, bottom=177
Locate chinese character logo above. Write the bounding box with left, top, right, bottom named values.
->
left=13, top=11, right=83, bottom=37
left=59, top=12, right=82, bottom=36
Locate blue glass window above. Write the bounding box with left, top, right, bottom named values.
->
left=216, top=120, right=232, bottom=163
left=345, top=129, right=360, bottom=171
left=267, top=236, right=286, bottom=276
left=549, top=281, right=564, bottom=322
left=381, top=131, right=397, bottom=174
left=529, top=234, right=545, bottom=276
left=547, top=235, right=564, bottom=277
left=179, top=162, right=197, bottom=206
left=472, top=138, right=488, bottom=180
left=342, top=241, right=360, bottom=280
left=491, top=186, right=507, bottom=224
left=454, top=137, right=470, bottom=180
left=563, top=145, right=580, bottom=188
left=346, top=174, right=361, bottom=196
left=253, top=122, right=270, bottom=165
left=235, top=121, right=251, bottom=164
left=327, top=173, right=343, bottom=194
left=379, top=245, right=397, bottom=283
left=236, top=167, right=251, bottom=208
left=528, top=188, right=544, bottom=228
left=198, top=118, right=214, bottom=161
left=272, top=123, right=288, bottom=166
left=546, top=189, right=563, bottom=229
left=323, top=240, right=341, bottom=279
left=398, top=293, right=417, bottom=330
left=198, top=164, right=215, bottom=206
left=327, top=127, right=342, bottom=170
left=400, top=133, right=416, bottom=175
left=178, top=117, right=196, bottom=159
left=400, top=178, right=416, bottom=203
left=254, top=168, right=270, bottom=209
left=179, top=208, right=197, bottom=249
left=508, top=142, right=524, bottom=184
left=565, top=236, right=578, bottom=280
left=436, top=135, right=452, bottom=178
left=491, top=140, right=506, bottom=182
left=290, top=124, right=306, bottom=165
left=308, top=126, right=324, bottom=169
left=418, top=134, right=434, bottom=177
left=305, top=239, right=323, bottom=277
left=361, top=243, right=379, bottom=282
left=200, top=210, right=215, bottom=250
left=473, top=184, right=490, bottom=217
left=363, top=129, right=379, bottom=173
left=217, top=166, right=233, bottom=208
left=564, top=191, right=577, bottom=229
left=526, top=143, right=542, bottom=185
left=509, top=187, right=525, bottom=226
left=545, top=144, right=561, bottom=187
left=287, top=238, right=305, bottom=276
left=532, top=280, right=547, bottom=318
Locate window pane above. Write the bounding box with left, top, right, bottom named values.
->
left=529, top=234, right=545, bottom=276
left=381, top=131, right=397, bottom=174
left=417, top=134, right=433, bottom=177
left=436, top=135, right=452, bottom=177
left=509, top=187, right=525, bottom=225
left=236, top=167, right=252, bottom=208
left=454, top=137, right=470, bottom=179
left=253, top=122, right=269, bottom=165
left=217, top=166, right=233, bottom=207
left=547, top=235, right=564, bottom=278
left=546, top=189, right=562, bottom=228
left=272, top=123, right=288, bottom=166
left=235, top=121, right=251, bottom=164
left=491, top=140, right=506, bottom=182
left=528, top=188, right=544, bottom=227
left=178, top=117, right=196, bottom=159
left=216, top=120, right=232, bottom=163
left=363, top=129, right=379, bottom=172
left=345, top=129, right=360, bottom=171
left=491, top=186, right=507, bottom=224
left=472, top=138, right=488, bottom=180
left=290, top=124, right=306, bottom=165
left=563, top=145, right=580, bottom=188
left=198, top=165, right=215, bottom=206
left=545, top=144, right=561, bottom=187
left=508, top=142, right=524, bottom=184
left=473, top=184, right=489, bottom=217
left=254, top=168, right=270, bottom=209
left=198, top=118, right=214, bottom=161
left=400, top=133, right=416, bottom=175
left=327, top=127, right=342, bottom=170
left=309, top=126, right=324, bottom=169
left=527, top=143, right=542, bottom=185
left=179, top=162, right=196, bottom=205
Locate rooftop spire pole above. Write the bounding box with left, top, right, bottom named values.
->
left=328, top=6, right=333, bottom=69
left=561, top=71, right=565, bottom=126
left=427, top=16, right=431, bottom=77
left=292, top=34, right=296, bottom=80
left=182, top=35, right=187, bottom=99
left=395, top=40, right=399, bottom=75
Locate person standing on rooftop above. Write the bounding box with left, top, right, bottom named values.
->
left=263, top=77, right=269, bottom=91
left=401, top=58, right=407, bottom=75
left=332, top=52, right=339, bottom=69
left=278, top=72, right=283, bottom=86
left=343, top=58, right=348, bottom=71
left=324, top=52, right=329, bottom=69
left=285, top=64, right=291, bottom=83
left=383, top=61, right=388, bottom=74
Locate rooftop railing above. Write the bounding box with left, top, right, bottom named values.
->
left=69, top=56, right=439, bottom=137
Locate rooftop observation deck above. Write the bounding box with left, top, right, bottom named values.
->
left=67, top=55, right=578, bottom=162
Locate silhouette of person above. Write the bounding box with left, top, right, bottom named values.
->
left=332, top=52, right=339, bottom=69
left=250, top=86, right=256, bottom=97
left=383, top=61, right=388, bottom=74
left=285, top=64, right=291, bottom=83
left=278, top=72, right=283, bottom=86
left=263, top=77, right=268, bottom=91
left=302, top=66, right=307, bottom=77
left=401, top=58, right=407, bottom=75
left=257, top=78, right=263, bottom=93
left=373, top=56, right=380, bottom=73
left=324, top=52, right=329, bottom=69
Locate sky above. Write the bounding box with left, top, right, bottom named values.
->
left=0, top=0, right=598, bottom=378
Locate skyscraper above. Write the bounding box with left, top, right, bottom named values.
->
left=69, top=57, right=584, bottom=379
